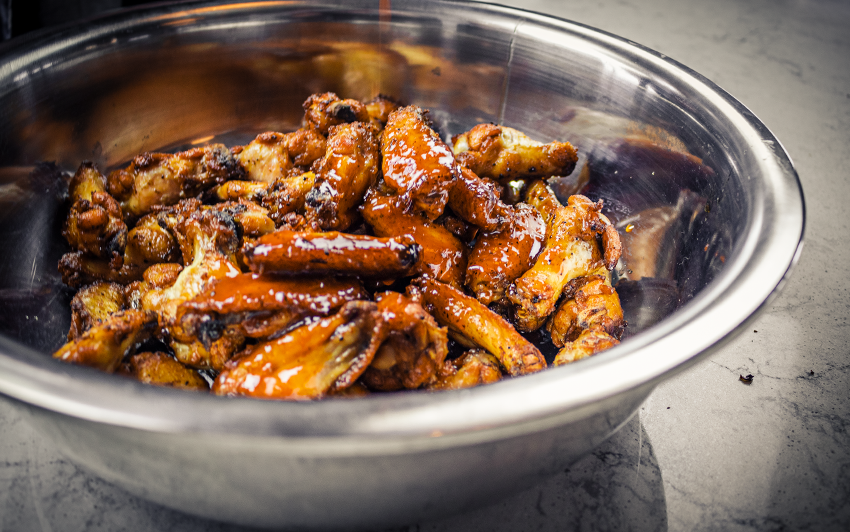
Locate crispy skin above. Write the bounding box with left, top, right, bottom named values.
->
left=508, top=195, right=621, bottom=332
left=409, top=276, right=546, bottom=376
left=213, top=301, right=387, bottom=400
left=553, top=328, right=620, bottom=366
left=58, top=251, right=144, bottom=288
left=141, top=207, right=244, bottom=370
left=108, top=144, right=242, bottom=218
left=427, top=350, right=503, bottom=390
left=466, top=202, right=545, bottom=305
left=360, top=292, right=449, bottom=391
left=235, top=129, right=326, bottom=184
left=302, top=92, right=371, bottom=135
left=243, top=230, right=420, bottom=278
left=68, top=281, right=127, bottom=340
left=381, top=105, right=459, bottom=221
left=176, top=275, right=368, bottom=340
left=447, top=166, right=505, bottom=231
left=53, top=310, right=157, bottom=372
left=547, top=275, right=625, bottom=348
left=305, top=122, right=381, bottom=231
left=452, top=123, right=577, bottom=182
left=213, top=180, right=270, bottom=202
left=123, top=352, right=209, bottom=390
left=63, top=172, right=128, bottom=268
left=361, top=190, right=467, bottom=288
left=123, top=212, right=181, bottom=268
left=262, top=171, right=317, bottom=225
left=216, top=200, right=275, bottom=237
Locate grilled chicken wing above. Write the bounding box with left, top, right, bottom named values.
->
left=446, top=166, right=505, bottom=232
left=107, top=144, right=243, bottom=219
left=546, top=275, right=625, bottom=348
left=361, top=190, right=467, bottom=288
left=235, top=129, right=326, bottom=184
left=262, top=171, right=316, bottom=224
left=427, top=349, right=503, bottom=390
left=302, top=92, right=371, bottom=135
left=364, top=94, right=402, bottom=130
left=553, top=328, right=620, bottom=366
left=360, top=291, right=449, bottom=391
left=63, top=162, right=128, bottom=267
left=141, top=206, right=244, bottom=370
left=53, top=309, right=157, bottom=372
left=508, top=195, right=621, bottom=332
left=213, top=301, right=387, bottom=400
left=381, top=105, right=459, bottom=221
left=67, top=281, right=127, bottom=340
left=304, top=122, right=381, bottom=231
left=121, top=351, right=209, bottom=390
left=243, top=230, right=420, bottom=278
left=408, top=276, right=546, bottom=376
left=452, top=123, right=577, bottom=182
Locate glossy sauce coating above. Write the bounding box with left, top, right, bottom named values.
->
left=547, top=275, right=625, bottom=347
left=213, top=301, right=386, bottom=400
left=466, top=202, right=545, bottom=305
left=244, top=230, right=421, bottom=278
left=381, top=106, right=458, bottom=221
left=410, top=276, right=546, bottom=376
left=361, top=191, right=467, bottom=288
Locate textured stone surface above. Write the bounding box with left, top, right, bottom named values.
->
left=2, top=0, right=849, bottom=530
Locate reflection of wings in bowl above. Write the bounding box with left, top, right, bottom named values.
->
left=0, top=2, right=803, bottom=530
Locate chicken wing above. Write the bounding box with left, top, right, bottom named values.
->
left=360, top=291, right=449, bottom=391
left=243, top=230, right=420, bottom=278
left=546, top=275, right=625, bottom=348
left=466, top=202, right=545, bottom=305
left=427, top=349, right=503, bottom=390
left=302, top=92, right=371, bottom=135
left=452, top=123, right=577, bottom=182
left=261, top=171, right=316, bottom=225
left=62, top=162, right=128, bottom=267
left=175, top=275, right=368, bottom=340
left=121, top=351, right=209, bottom=390
left=507, top=195, right=621, bottom=332
left=361, top=190, right=467, bottom=288
left=553, top=328, right=620, bottom=366
left=381, top=105, right=459, bottom=221
left=107, top=144, right=243, bottom=219
left=68, top=281, right=126, bottom=340
left=234, top=128, right=326, bottom=184
left=447, top=166, right=505, bottom=232
left=408, top=276, right=546, bottom=376
left=304, top=122, right=381, bottom=231
left=213, top=301, right=387, bottom=400
left=53, top=309, right=157, bottom=372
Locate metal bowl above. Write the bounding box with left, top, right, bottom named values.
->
left=0, top=1, right=804, bottom=529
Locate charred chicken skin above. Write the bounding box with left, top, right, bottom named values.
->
left=53, top=92, right=628, bottom=399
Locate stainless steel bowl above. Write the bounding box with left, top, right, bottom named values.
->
left=0, top=1, right=804, bottom=529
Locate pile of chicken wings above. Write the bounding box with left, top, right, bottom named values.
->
left=53, top=92, right=626, bottom=400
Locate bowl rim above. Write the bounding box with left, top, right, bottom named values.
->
left=0, top=0, right=805, bottom=447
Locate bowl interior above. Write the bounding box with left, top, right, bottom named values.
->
left=0, top=0, right=803, bottom=438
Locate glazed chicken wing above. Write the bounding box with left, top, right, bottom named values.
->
left=381, top=105, right=459, bottom=221
left=213, top=301, right=387, bottom=400
left=361, top=190, right=467, bottom=288
left=452, top=123, right=578, bottom=182
left=107, top=144, right=243, bottom=219
left=304, top=122, right=381, bottom=231
left=360, top=292, right=449, bottom=391
left=243, top=230, right=420, bottom=278
left=508, top=195, right=621, bottom=332
left=176, top=275, right=368, bottom=340
left=409, top=276, right=546, bottom=376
